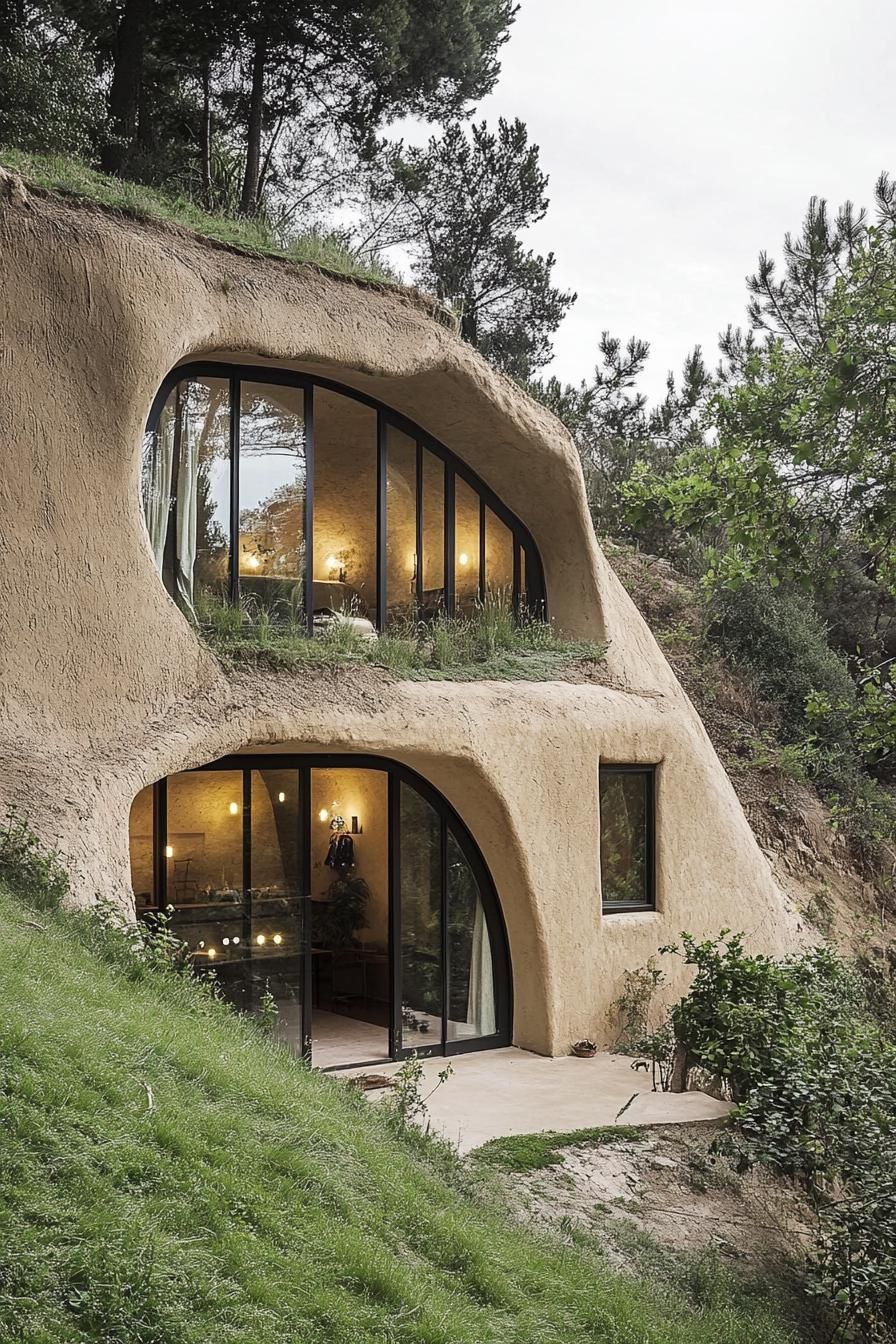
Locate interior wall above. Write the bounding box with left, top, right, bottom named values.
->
left=313, top=391, right=377, bottom=616
left=309, top=768, right=389, bottom=949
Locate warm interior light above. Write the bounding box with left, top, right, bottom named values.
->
left=458, top=552, right=469, bottom=567
left=229, top=801, right=239, bottom=815
left=273, top=933, right=283, bottom=946
left=256, top=934, right=266, bottom=946
left=232, top=936, right=240, bottom=945
left=222, top=937, right=230, bottom=946
left=198, top=940, right=205, bottom=950
left=325, top=554, right=338, bottom=573
left=277, top=791, right=286, bottom=803
left=318, top=808, right=329, bottom=823
left=245, top=553, right=260, bottom=569
left=164, top=844, right=174, bottom=858
left=207, top=947, right=217, bottom=959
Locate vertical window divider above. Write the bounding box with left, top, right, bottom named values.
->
left=376, top=410, right=387, bottom=632
left=440, top=816, right=449, bottom=1052
left=300, top=765, right=312, bottom=1060
left=154, top=777, right=167, bottom=913
left=478, top=498, right=486, bottom=605
left=512, top=540, right=522, bottom=620
left=303, top=383, right=315, bottom=638
left=242, top=768, right=252, bottom=959
left=414, top=441, right=423, bottom=615
left=229, top=375, right=240, bottom=605
left=388, top=773, right=401, bottom=1059
left=444, top=467, right=456, bottom=617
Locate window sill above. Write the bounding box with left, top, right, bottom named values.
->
left=601, top=905, right=658, bottom=918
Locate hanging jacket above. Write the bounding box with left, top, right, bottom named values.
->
left=325, top=832, right=355, bottom=872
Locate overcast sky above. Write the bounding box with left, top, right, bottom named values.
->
left=418, top=0, right=894, bottom=401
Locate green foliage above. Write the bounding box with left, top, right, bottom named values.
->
left=625, top=180, right=896, bottom=599
left=665, top=932, right=896, bottom=1339
left=473, top=1125, right=643, bottom=1173
left=611, top=957, right=667, bottom=1054
left=0, top=149, right=395, bottom=282
left=319, top=873, right=370, bottom=949
left=0, top=808, right=69, bottom=911
left=195, top=591, right=606, bottom=683
left=0, top=26, right=105, bottom=158
left=364, top=118, right=575, bottom=379
left=0, top=877, right=800, bottom=1344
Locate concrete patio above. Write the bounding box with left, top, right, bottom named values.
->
left=345, top=1047, right=732, bottom=1153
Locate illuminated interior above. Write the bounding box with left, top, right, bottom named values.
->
left=129, top=756, right=510, bottom=1068
left=141, top=365, right=544, bottom=632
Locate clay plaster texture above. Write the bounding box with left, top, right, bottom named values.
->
left=0, top=174, right=807, bottom=1055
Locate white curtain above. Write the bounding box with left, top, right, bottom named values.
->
left=174, top=401, right=199, bottom=617
left=144, top=403, right=175, bottom=570
left=467, top=899, right=496, bottom=1035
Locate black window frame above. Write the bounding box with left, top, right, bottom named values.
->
left=144, top=361, right=547, bottom=635
left=136, top=751, right=513, bottom=1068
left=599, top=764, right=657, bottom=914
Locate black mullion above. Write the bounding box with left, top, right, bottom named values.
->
left=303, top=384, right=315, bottom=637
left=444, top=468, right=456, bottom=617
left=229, top=375, right=240, bottom=605
left=440, top=814, right=448, bottom=1053
left=478, top=498, right=486, bottom=604
left=512, top=540, right=522, bottom=619
left=414, top=441, right=423, bottom=615
left=388, top=773, right=401, bottom=1059
left=376, top=411, right=387, bottom=631
left=241, top=769, right=252, bottom=1007
left=300, top=765, right=312, bottom=1061
left=155, top=777, right=167, bottom=913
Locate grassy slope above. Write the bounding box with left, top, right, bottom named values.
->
left=0, top=149, right=397, bottom=285
left=0, top=882, right=797, bottom=1344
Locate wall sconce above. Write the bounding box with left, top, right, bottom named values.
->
left=164, top=844, right=174, bottom=858
left=458, top=552, right=469, bottom=567
left=273, top=933, right=283, bottom=946
left=256, top=934, right=266, bottom=946
left=318, top=807, right=329, bottom=823
left=229, top=801, right=239, bottom=815
left=277, top=791, right=286, bottom=803
left=325, top=554, right=346, bottom=583
left=245, top=553, right=260, bottom=570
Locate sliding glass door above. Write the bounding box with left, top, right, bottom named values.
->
left=129, top=755, right=510, bottom=1068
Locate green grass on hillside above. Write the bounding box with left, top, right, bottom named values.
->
left=0, top=148, right=395, bottom=284
left=473, top=1126, right=643, bottom=1173
left=0, top=880, right=800, bottom=1343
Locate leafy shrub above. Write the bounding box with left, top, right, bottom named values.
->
left=0, top=809, right=69, bottom=911
left=707, top=582, right=857, bottom=748
left=665, top=931, right=896, bottom=1339
left=0, top=31, right=105, bottom=158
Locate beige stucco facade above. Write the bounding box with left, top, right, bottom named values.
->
left=0, top=172, right=807, bottom=1054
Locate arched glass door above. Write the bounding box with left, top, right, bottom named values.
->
left=129, top=755, right=511, bottom=1069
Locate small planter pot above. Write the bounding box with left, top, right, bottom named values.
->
left=572, top=1039, right=597, bottom=1058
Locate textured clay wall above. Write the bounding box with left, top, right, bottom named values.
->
left=0, top=174, right=808, bottom=1053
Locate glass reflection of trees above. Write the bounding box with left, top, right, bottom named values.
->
left=143, top=366, right=544, bottom=633
left=599, top=768, right=654, bottom=910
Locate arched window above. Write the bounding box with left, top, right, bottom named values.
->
left=143, top=364, right=546, bottom=634
left=129, top=754, right=512, bottom=1069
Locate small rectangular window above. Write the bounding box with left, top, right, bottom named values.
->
left=599, top=766, right=655, bottom=912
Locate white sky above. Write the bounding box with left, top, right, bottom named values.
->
left=400, top=0, right=895, bottom=402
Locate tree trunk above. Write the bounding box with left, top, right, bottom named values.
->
left=239, top=34, right=267, bottom=216
left=100, top=0, right=152, bottom=176
left=200, top=60, right=212, bottom=209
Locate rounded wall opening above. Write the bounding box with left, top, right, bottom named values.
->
left=128, top=750, right=512, bottom=1070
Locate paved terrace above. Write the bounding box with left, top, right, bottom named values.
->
left=345, top=1046, right=731, bottom=1153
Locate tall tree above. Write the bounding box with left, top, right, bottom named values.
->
left=360, top=118, right=575, bottom=379
left=626, top=177, right=896, bottom=598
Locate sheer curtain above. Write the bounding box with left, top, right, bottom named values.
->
left=467, top=900, right=496, bottom=1035
left=143, top=396, right=176, bottom=569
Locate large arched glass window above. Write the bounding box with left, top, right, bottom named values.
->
left=143, top=364, right=546, bottom=634
left=128, top=754, right=512, bottom=1069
